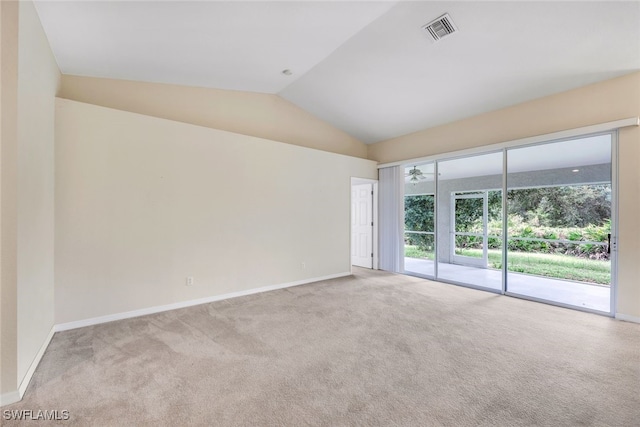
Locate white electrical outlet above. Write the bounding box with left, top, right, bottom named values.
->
left=301, top=262, right=306, bottom=270
left=186, top=276, right=194, bottom=286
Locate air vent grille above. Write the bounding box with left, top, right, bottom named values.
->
left=422, top=13, right=457, bottom=42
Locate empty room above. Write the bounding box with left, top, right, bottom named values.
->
left=1, top=1, right=639, bottom=425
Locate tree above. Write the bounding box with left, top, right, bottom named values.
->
left=508, top=185, right=610, bottom=227
left=404, top=195, right=434, bottom=249
left=404, top=195, right=434, bottom=232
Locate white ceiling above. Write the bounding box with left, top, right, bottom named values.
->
left=33, top=1, right=395, bottom=93
left=34, top=1, right=640, bottom=145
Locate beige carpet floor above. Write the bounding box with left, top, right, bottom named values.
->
left=4, top=268, right=640, bottom=426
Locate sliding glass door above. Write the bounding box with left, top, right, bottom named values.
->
left=404, top=163, right=436, bottom=277
left=436, top=152, right=503, bottom=291
left=505, top=134, right=613, bottom=313
left=397, top=132, right=615, bottom=315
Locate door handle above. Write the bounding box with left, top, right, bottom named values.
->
left=607, top=233, right=611, bottom=254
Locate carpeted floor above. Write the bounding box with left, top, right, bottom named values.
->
left=4, top=268, right=640, bottom=426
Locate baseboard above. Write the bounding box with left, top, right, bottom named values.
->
left=0, top=325, right=56, bottom=407
left=55, top=272, right=351, bottom=332
left=0, top=391, right=21, bottom=407
left=17, top=326, right=56, bottom=398
left=615, top=313, right=640, bottom=323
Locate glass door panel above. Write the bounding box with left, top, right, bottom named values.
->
left=404, top=163, right=436, bottom=277
left=506, top=134, right=612, bottom=313
left=437, top=152, right=503, bottom=291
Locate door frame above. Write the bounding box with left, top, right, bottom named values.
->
left=351, top=177, right=379, bottom=270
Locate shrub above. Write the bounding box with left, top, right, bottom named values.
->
left=506, top=215, right=609, bottom=260
left=457, top=215, right=610, bottom=260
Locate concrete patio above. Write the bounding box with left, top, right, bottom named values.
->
left=404, top=257, right=611, bottom=313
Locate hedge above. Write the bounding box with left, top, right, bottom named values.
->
left=455, top=215, right=610, bottom=260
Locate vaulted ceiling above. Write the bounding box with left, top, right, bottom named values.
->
left=34, top=1, right=640, bottom=144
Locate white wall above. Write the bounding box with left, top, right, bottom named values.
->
left=0, top=0, right=21, bottom=398
left=59, top=75, right=368, bottom=159
left=2, top=0, right=60, bottom=398
left=1, top=0, right=59, bottom=403
left=55, top=99, right=377, bottom=324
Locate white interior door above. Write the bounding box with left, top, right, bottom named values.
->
left=352, top=184, right=373, bottom=268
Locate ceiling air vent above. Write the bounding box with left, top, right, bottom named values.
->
left=422, top=13, right=457, bottom=42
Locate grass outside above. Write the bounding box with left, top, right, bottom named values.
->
left=405, top=245, right=434, bottom=260
left=405, top=245, right=610, bottom=285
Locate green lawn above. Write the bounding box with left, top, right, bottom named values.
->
left=405, top=245, right=434, bottom=260
left=405, top=245, right=610, bottom=285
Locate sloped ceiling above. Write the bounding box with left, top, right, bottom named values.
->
left=35, top=1, right=640, bottom=144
